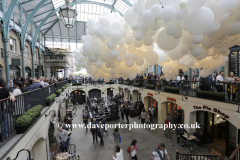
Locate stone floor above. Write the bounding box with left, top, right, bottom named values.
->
left=69, top=105, right=214, bottom=160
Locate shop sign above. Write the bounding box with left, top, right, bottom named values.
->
left=193, top=106, right=229, bottom=119
left=167, top=97, right=176, bottom=102
left=147, top=93, right=153, bottom=96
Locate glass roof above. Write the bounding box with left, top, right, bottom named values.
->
left=52, top=0, right=133, bottom=22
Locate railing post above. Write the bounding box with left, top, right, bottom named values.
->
left=176, top=150, right=180, bottom=160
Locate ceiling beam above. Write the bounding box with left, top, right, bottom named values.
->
left=20, top=0, right=33, bottom=5
left=111, top=0, right=117, bottom=13
left=44, top=20, right=58, bottom=35
left=42, top=19, right=57, bottom=26
left=35, top=14, right=56, bottom=24
left=122, top=0, right=132, bottom=7
left=26, top=2, right=52, bottom=12
left=33, top=10, right=52, bottom=18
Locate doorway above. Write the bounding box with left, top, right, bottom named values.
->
left=0, top=65, right=3, bottom=78
left=107, top=88, right=113, bottom=97
left=25, top=67, right=31, bottom=79
left=9, top=65, right=20, bottom=80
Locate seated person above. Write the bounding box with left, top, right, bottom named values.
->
left=176, top=123, right=188, bottom=145
left=58, top=127, right=69, bottom=152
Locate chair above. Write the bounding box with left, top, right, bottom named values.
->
left=67, top=144, right=76, bottom=160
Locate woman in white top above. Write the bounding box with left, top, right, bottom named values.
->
left=12, top=81, right=24, bottom=96
left=112, top=146, right=124, bottom=160
left=130, top=139, right=138, bottom=160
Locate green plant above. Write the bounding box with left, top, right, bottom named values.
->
left=106, top=81, right=114, bottom=84
left=61, top=86, right=65, bottom=90
left=56, top=89, right=62, bottom=95
left=164, top=86, right=179, bottom=93
left=124, top=82, right=130, bottom=85
left=118, top=81, right=123, bottom=84
left=146, top=84, right=155, bottom=89
left=16, top=105, right=43, bottom=127
left=46, top=94, right=57, bottom=103
left=133, top=83, right=140, bottom=87
left=72, top=83, right=82, bottom=86
left=196, top=90, right=225, bottom=101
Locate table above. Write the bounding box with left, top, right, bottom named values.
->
left=182, top=134, right=197, bottom=140
left=67, top=109, right=72, bottom=112
left=56, top=152, right=69, bottom=160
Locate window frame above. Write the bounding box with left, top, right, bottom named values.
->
left=10, top=37, right=16, bottom=52
left=24, top=45, right=28, bottom=57
left=34, top=51, right=37, bottom=61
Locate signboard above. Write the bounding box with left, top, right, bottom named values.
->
left=147, top=93, right=153, bottom=96
left=193, top=105, right=229, bottom=119
left=11, top=59, right=20, bottom=66
left=82, top=93, right=85, bottom=95
left=167, top=97, right=176, bottom=102
left=148, top=66, right=154, bottom=73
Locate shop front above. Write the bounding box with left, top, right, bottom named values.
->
left=190, top=105, right=240, bottom=158
left=144, top=93, right=158, bottom=123
left=165, top=100, right=184, bottom=125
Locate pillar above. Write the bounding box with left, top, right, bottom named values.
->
left=4, top=39, right=10, bottom=83
left=39, top=48, right=42, bottom=76
left=47, top=67, right=50, bottom=78
left=132, top=93, right=137, bottom=103
left=188, top=68, right=191, bottom=80
left=31, top=48, right=35, bottom=77
left=64, top=67, right=67, bottom=78
left=21, top=47, right=26, bottom=78
left=66, top=68, right=69, bottom=78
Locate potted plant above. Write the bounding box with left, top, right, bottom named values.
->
left=46, top=94, right=57, bottom=106
left=146, top=84, right=155, bottom=90
left=106, top=81, right=114, bottom=84
left=164, top=86, right=179, bottom=94
left=196, top=90, right=225, bottom=101
left=133, top=83, right=140, bottom=87
left=118, top=81, right=123, bottom=84
left=16, top=105, right=43, bottom=134
left=124, top=82, right=130, bottom=85
left=56, top=89, right=62, bottom=96
left=72, top=83, right=82, bottom=86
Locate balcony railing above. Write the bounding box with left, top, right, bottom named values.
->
left=0, top=80, right=68, bottom=147
left=176, top=150, right=226, bottom=160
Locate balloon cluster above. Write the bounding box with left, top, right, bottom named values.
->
left=74, top=0, right=240, bottom=81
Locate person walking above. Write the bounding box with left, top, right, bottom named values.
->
left=98, top=121, right=104, bottom=146
left=83, top=111, right=89, bottom=133
left=91, top=119, right=99, bottom=143
left=101, top=116, right=108, bottom=135
left=120, top=105, right=125, bottom=123
left=113, top=127, right=120, bottom=145
left=149, top=106, right=154, bottom=124
left=151, top=143, right=170, bottom=160
left=141, top=110, right=146, bottom=124
left=112, top=146, right=124, bottom=160
left=58, top=127, right=69, bottom=152
left=130, top=139, right=138, bottom=160
left=124, top=105, right=129, bottom=124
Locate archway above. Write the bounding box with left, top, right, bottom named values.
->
left=190, top=110, right=239, bottom=157
left=70, top=90, right=86, bottom=104
left=143, top=96, right=159, bottom=124
left=31, top=137, right=47, bottom=160
left=0, top=64, right=3, bottom=78
left=9, top=65, right=20, bottom=80
left=88, top=89, right=101, bottom=99
left=107, top=88, right=113, bottom=97
left=160, top=101, right=184, bottom=125
left=25, top=67, right=31, bottom=78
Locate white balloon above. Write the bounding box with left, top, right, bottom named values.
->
left=99, top=17, right=110, bottom=28
left=118, top=46, right=127, bottom=55
left=145, top=51, right=159, bottom=65
left=83, top=41, right=94, bottom=54
left=132, top=22, right=140, bottom=31
left=111, top=21, right=121, bottom=30
left=142, top=10, right=155, bottom=24
left=221, top=17, right=240, bottom=36
left=215, top=13, right=229, bottom=23
left=143, top=36, right=153, bottom=46
left=191, top=34, right=204, bottom=44
left=135, top=31, right=144, bottom=41
left=86, top=19, right=96, bottom=30
left=111, top=31, right=122, bottom=41
left=173, top=30, right=182, bottom=39
left=200, top=69, right=211, bottom=78
left=132, top=54, right=138, bottom=60
left=118, top=39, right=124, bottom=46
left=134, top=40, right=143, bottom=48
left=124, top=8, right=138, bottom=25
left=133, top=2, right=144, bottom=14
left=110, top=49, right=119, bottom=58
left=107, top=40, right=117, bottom=49
left=214, top=0, right=236, bottom=14
left=136, top=57, right=144, bottom=65
left=184, top=7, right=214, bottom=35
left=190, top=45, right=202, bottom=57
left=187, top=0, right=207, bottom=10
left=116, top=55, right=122, bottom=62
left=125, top=36, right=134, bottom=45
left=128, top=45, right=136, bottom=53
left=141, top=23, right=150, bottom=32
left=125, top=59, right=134, bottom=67
left=150, top=20, right=161, bottom=30
left=166, top=24, right=177, bottom=36
left=157, top=50, right=166, bottom=62
left=157, top=29, right=181, bottom=50
left=88, top=54, right=98, bottom=62
left=151, top=4, right=163, bottom=17
left=201, top=36, right=215, bottom=49
left=160, top=5, right=176, bottom=22
left=175, top=8, right=189, bottom=20
left=124, top=53, right=131, bottom=59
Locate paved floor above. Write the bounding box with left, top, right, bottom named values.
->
left=70, top=105, right=213, bottom=160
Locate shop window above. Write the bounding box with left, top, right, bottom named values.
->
left=10, top=37, right=16, bottom=52
left=24, top=46, right=28, bottom=57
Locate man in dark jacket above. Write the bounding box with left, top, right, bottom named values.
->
left=24, top=79, right=33, bottom=92
left=124, top=104, right=130, bottom=124
left=83, top=111, right=89, bottom=133
left=31, top=78, right=43, bottom=90
left=176, top=124, right=188, bottom=145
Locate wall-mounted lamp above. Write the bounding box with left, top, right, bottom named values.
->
left=45, top=110, right=58, bottom=123
left=181, top=96, right=188, bottom=105
left=111, top=88, right=113, bottom=90
left=6, top=149, right=33, bottom=160
left=155, top=91, right=160, bottom=95
left=234, top=106, right=240, bottom=118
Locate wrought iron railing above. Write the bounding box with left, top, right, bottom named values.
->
left=0, top=80, right=68, bottom=147
left=176, top=150, right=226, bottom=160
